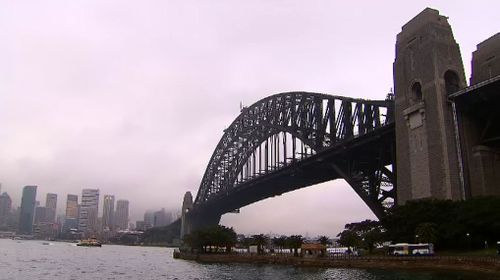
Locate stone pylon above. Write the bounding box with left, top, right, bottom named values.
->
left=180, top=191, right=193, bottom=238
left=394, top=8, right=467, bottom=203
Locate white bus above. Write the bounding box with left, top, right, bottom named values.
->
left=389, top=243, right=434, bottom=256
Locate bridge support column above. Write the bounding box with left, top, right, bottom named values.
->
left=394, top=8, right=467, bottom=204
left=180, top=192, right=193, bottom=239
left=180, top=191, right=222, bottom=238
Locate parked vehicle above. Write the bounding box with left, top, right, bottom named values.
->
left=389, top=243, right=434, bottom=256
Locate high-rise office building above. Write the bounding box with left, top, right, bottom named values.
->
left=144, top=210, right=154, bottom=227
left=78, top=189, right=99, bottom=234
left=45, top=193, right=57, bottom=223
left=65, top=194, right=78, bottom=219
left=63, top=195, right=79, bottom=233
left=114, top=200, right=129, bottom=230
left=0, top=192, right=12, bottom=224
left=102, top=195, right=115, bottom=231
left=153, top=208, right=171, bottom=227
left=19, top=185, right=37, bottom=234
left=34, top=206, right=48, bottom=224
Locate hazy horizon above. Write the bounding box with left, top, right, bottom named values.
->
left=1, top=0, right=499, bottom=237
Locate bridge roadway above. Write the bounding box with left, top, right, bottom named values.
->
left=188, top=123, right=395, bottom=223
left=182, top=105, right=396, bottom=234
left=145, top=90, right=399, bottom=237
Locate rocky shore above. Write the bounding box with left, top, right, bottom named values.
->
left=174, top=252, right=500, bottom=275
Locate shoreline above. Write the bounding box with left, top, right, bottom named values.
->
left=175, top=252, right=500, bottom=276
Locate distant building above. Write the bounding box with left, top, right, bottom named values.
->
left=115, top=200, right=129, bottom=230
left=135, top=220, right=152, bottom=231
left=18, top=185, right=37, bottom=234
left=65, top=194, right=78, bottom=219
left=62, top=218, right=78, bottom=233
left=144, top=210, right=154, bottom=228
left=33, top=222, right=58, bottom=240
left=153, top=208, right=170, bottom=227
left=102, top=195, right=115, bottom=231
left=0, top=192, right=12, bottom=225
left=45, top=193, right=57, bottom=223
left=78, top=189, right=99, bottom=235
left=34, top=206, right=48, bottom=225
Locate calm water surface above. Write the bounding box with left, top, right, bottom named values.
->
left=0, top=239, right=497, bottom=280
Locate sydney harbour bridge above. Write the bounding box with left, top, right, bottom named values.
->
left=181, top=92, right=396, bottom=234
left=167, top=8, right=500, bottom=238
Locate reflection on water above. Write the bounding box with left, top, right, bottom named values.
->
left=0, top=239, right=496, bottom=280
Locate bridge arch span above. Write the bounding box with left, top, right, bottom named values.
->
left=191, top=92, right=395, bottom=224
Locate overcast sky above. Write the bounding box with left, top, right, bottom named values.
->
left=1, top=1, right=499, bottom=237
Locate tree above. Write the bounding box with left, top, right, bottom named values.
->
left=337, top=220, right=384, bottom=253
left=286, top=235, right=304, bottom=257
left=272, top=235, right=287, bottom=253
left=337, top=229, right=361, bottom=248
left=415, top=222, right=437, bottom=244
left=251, top=234, right=269, bottom=254
left=381, top=197, right=500, bottom=250
left=183, top=225, right=237, bottom=253
left=317, top=235, right=331, bottom=246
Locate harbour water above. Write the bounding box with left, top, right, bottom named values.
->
left=0, top=239, right=497, bottom=280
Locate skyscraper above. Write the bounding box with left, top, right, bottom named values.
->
left=34, top=206, right=48, bottom=224
left=114, top=200, right=129, bottom=230
left=19, top=185, right=37, bottom=234
left=0, top=192, right=12, bottom=224
left=78, top=189, right=99, bottom=234
left=45, top=193, right=57, bottom=223
left=144, top=210, right=154, bottom=227
left=65, top=194, right=78, bottom=219
left=102, top=195, right=115, bottom=231
left=153, top=208, right=170, bottom=227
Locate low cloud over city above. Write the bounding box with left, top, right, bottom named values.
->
left=1, top=1, right=499, bottom=236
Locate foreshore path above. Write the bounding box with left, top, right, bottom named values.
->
left=174, top=252, right=500, bottom=275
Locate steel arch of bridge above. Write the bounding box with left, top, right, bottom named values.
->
left=194, top=91, right=396, bottom=218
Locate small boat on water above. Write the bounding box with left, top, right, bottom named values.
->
left=76, top=238, right=102, bottom=247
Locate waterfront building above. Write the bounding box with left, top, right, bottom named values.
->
left=45, top=193, right=57, bottom=223
left=0, top=192, right=12, bottom=225
left=18, top=185, right=37, bottom=234
left=62, top=218, right=78, bottom=233
left=102, top=195, right=115, bottom=231
left=78, top=189, right=99, bottom=235
left=153, top=208, right=170, bottom=227
left=33, top=222, right=58, bottom=240
left=115, top=200, right=129, bottom=230
left=65, top=194, right=78, bottom=219
left=136, top=220, right=145, bottom=231
left=144, top=210, right=154, bottom=228
left=34, top=206, right=48, bottom=225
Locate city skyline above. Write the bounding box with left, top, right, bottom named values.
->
left=0, top=185, right=175, bottom=224
left=1, top=1, right=499, bottom=236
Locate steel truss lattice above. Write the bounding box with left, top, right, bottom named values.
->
left=194, top=91, right=395, bottom=218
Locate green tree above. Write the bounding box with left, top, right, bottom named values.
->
left=286, top=235, right=304, bottom=257
left=272, top=235, right=287, bottom=253
left=415, top=222, right=438, bottom=244
left=183, top=225, right=237, bottom=253
left=317, top=235, right=331, bottom=246
left=251, top=234, right=269, bottom=254
left=337, top=220, right=383, bottom=253
left=381, top=197, right=500, bottom=250
left=337, top=229, right=361, bottom=248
